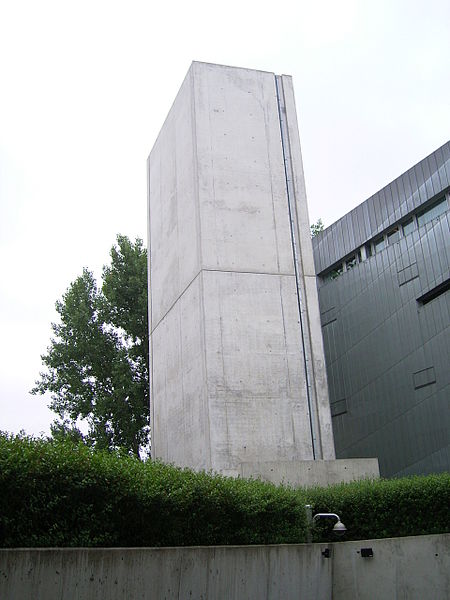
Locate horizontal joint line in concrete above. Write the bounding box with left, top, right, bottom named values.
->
left=202, top=268, right=295, bottom=277
left=150, top=269, right=296, bottom=334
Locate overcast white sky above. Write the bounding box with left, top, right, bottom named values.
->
left=1, top=0, right=449, bottom=437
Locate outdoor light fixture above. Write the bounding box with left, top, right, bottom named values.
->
left=313, top=513, right=347, bottom=536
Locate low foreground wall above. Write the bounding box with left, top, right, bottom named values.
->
left=333, top=534, right=449, bottom=599
left=0, top=534, right=448, bottom=599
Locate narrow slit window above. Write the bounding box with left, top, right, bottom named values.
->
left=402, top=217, right=415, bottom=236
left=374, top=237, right=385, bottom=253
left=417, top=196, right=447, bottom=227
left=387, top=226, right=400, bottom=245
left=417, top=279, right=450, bottom=305
left=331, top=398, right=347, bottom=417
left=346, top=255, right=357, bottom=270
left=330, top=265, right=344, bottom=280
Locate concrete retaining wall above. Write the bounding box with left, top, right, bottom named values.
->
left=332, top=534, right=450, bottom=600
left=1, top=534, right=448, bottom=599
left=0, top=544, right=331, bottom=599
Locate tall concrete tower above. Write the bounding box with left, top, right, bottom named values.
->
left=147, top=62, right=378, bottom=484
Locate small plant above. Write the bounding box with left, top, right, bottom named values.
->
left=310, top=218, right=324, bottom=237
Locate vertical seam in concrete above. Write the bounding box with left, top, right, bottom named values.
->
left=205, top=66, right=220, bottom=269
left=178, top=288, right=186, bottom=460
left=177, top=552, right=183, bottom=598
left=263, top=74, right=281, bottom=273
left=147, top=154, right=155, bottom=458
left=172, top=101, right=186, bottom=459
left=218, top=275, right=230, bottom=464
left=274, top=74, right=319, bottom=459
left=282, top=75, right=329, bottom=458
left=191, top=66, right=204, bottom=287
left=205, top=549, right=211, bottom=598
left=191, top=65, right=212, bottom=469
left=278, top=276, right=292, bottom=397
left=280, top=82, right=316, bottom=351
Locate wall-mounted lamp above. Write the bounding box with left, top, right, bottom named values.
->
left=313, top=512, right=347, bottom=536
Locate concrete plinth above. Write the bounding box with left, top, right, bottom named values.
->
left=147, top=62, right=378, bottom=480
left=240, top=459, right=380, bottom=487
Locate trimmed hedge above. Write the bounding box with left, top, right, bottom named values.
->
left=1, top=434, right=449, bottom=547
left=0, top=434, right=306, bottom=547
left=306, top=474, right=450, bottom=542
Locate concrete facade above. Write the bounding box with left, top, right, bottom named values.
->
left=2, top=534, right=448, bottom=599
left=148, top=62, right=336, bottom=477
left=312, top=142, right=449, bottom=477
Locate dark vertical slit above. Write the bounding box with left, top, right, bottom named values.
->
left=274, top=75, right=318, bottom=459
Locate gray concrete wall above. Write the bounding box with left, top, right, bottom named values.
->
left=333, top=534, right=450, bottom=600
left=0, top=544, right=332, bottom=600
left=240, top=458, right=380, bottom=487
left=1, top=534, right=448, bottom=600
left=148, top=62, right=335, bottom=476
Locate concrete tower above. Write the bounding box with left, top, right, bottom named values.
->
left=147, top=62, right=378, bottom=484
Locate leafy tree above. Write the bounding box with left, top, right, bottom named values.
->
left=310, top=218, right=324, bottom=237
left=32, top=236, right=149, bottom=457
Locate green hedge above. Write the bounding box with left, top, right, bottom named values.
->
left=306, top=474, right=450, bottom=542
left=1, top=434, right=449, bottom=547
left=0, top=434, right=306, bottom=547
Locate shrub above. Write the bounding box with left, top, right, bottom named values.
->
left=1, top=433, right=449, bottom=547
left=305, top=474, right=450, bottom=542
left=0, top=433, right=306, bottom=547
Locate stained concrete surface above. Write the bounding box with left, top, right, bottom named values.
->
left=1, top=534, right=448, bottom=599
left=148, top=62, right=336, bottom=476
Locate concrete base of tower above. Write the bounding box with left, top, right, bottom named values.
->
left=238, top=458, right=380, bottom=487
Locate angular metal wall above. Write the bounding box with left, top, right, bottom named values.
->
left=312, top=142, right=450, bottom=477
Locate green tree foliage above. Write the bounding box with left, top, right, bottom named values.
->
left=32, top=236, right=149, bottom=457
left=310, top=218, right=324, bottom=237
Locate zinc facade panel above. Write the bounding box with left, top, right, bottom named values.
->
left=428, top=152, right=441, bottom=197
left=313, top=142, right=450, bottom=477
left=437, top=145, right=449, bottom=189
left=313, top=144, right=450, bottom=276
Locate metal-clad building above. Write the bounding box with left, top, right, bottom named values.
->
left=312, top=142, right=450, bottom=477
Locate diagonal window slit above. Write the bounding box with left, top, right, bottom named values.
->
left=417, top=278, right=450, bottom=305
